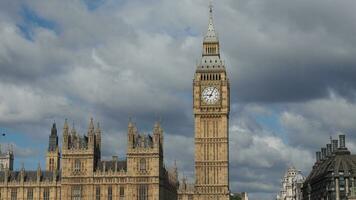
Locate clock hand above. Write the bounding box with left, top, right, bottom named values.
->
left=209, top=88, right=216, bottom=97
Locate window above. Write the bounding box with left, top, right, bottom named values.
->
left=44, top=188, right=50, bottom=200
left=120, top=186, right=125, bottom=199
left=137, top=185, right=148, bottom=200
left=27, top=188, right=33, bottom=200
left=108, top=186, right=112, bottom=200
left=49, top=158, right=54, bottom=171
left=96, top=186, right=100, bottom=200
left=71, top=186, right=81, bottom=200
left=139, top=159, right=146, bottom=171
left=74, top=159, right=81, bottom=172
left=11, top=188, right=17, bottom=200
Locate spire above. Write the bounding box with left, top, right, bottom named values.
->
left=71, top=122, right=77, bottom=136
left=128, top=118, right=134, bottom=129
left=63, top=118, right=69, bottom=136
left=37, top=162, right=41, bottom=182
left=89, top=117, right=95, bottom=130
left=49, top=122, right=59, bottom=151
left=51, top=122, right=57, bottom=136
left=95, top=122, right=101, bottom=134
left=64, top=119, right=68, bottom=129
left=204, top=1, right=218, bottom=43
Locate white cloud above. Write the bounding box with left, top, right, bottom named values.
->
left=1, top=1, right=356, bottom=199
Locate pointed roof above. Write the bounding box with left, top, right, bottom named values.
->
left=95, top=122, right=101, bottom=132
left=204, top=2, right=219, bottom=43
left=51, top=122, right=57, bottom=136
left=89, top=117, right=94, bottom=130
left=71, top=122, right=77, bottom=136
left=63, top=119, right=69, bottom=131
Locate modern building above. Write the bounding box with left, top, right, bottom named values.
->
left=192, top=3, right=230, bottom=200
left=302, top=134, right=356, bottom=200
left=0, top=145, right=14, bottom=171
left=0, top=119, right=179, bottom=200
left=276, top=166, right=305, bottom=200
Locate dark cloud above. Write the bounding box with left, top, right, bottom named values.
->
left=1, top=0, right=356, bottom=200
left=221, top=0, right=356, bottom=103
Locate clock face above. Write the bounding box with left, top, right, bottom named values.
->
left=202, top=86, right=220, bottom=104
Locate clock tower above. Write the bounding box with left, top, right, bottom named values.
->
left=193, top=3, right=230, bottom=200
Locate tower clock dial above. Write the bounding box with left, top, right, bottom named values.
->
left=202, top=86, right=220, bottom=104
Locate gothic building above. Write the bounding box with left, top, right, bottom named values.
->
left=178, top=3, right=231, bottom=200
left=178, top=177, right=194, bottom=200
left=0, top=119, right=179, bottom=200
left=276, top=166, right=305, bottom=200
left=0, top=2, right=231, bottom=200
left=192, top=3, right=230, bottom=200
left=0, top=146, right=14, bottom=171
left=302, top=134, right=356, bottom=200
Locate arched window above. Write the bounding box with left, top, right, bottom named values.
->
left=11, top=188, right=17, bottom=200
left=139, top=159, right=146, bottom=171
left=119, top=186, right=125, bottom=199
left=74, top=159, right=81, bottom=172
left=43, top=188, right=50, bottom=200
left=71, top=186, right=81, bottom=200
left=138, top=185, right=148, bottom=200
left=108, top=186, right=113, bottom=200
left=27, top=188, right=33, bottom=200
left=49, top=158, right=54, bottom=171
left=95, top=186, right=100, bottom=200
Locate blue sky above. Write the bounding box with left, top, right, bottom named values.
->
left=2, top=0, right=356, bottom=199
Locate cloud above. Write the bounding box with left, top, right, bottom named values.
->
left=1, top=0, right=356, bottom=199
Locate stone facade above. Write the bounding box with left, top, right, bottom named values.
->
left=0, top=119, right=178, bottom=200
left=276, top=166, right=305, bottom=200
left=302, top=134, right=356, bottom=200
left=0, top=3, right=232, bottom=200
left=0, top=146, right=13, bottom=171
left=192, top=3, right=230, bottom=200
left=178, top=177, right=194, bottom=200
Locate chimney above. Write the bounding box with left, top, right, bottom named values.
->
left=332, top=139, right=338, bottom=153
left=316, top=151, right=321, bottom=162
left=321, top=148, right=327, bottom=160
left=326, top=144, right=332, bottom=156
left=339, top=134, right=346, bottom=149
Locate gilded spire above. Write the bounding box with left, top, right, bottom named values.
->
left=204, top=1, right=218, bottom=43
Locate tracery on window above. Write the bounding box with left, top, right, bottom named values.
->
left=74, top=159, right=81, bottom=172
left=139, top=158, right=146, bottom=171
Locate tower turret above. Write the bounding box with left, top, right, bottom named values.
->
left=46, top=122, right=60, bottom=171
left=95, top=122, right=101, bottom=149
left=127, top=119, right=136, bottom=149
left=153, top=121, right=161, bottom=147
left=0, top=144, right=14, bottom=171
left=63, top=119, right=69, bottom=150
left=193, top=2, right=230, bottom=199
left=88, top=118, right=95, bottom=149
left=95, top=122, right=101, bottom=163
left=48, top=123, right=58, bottom=151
